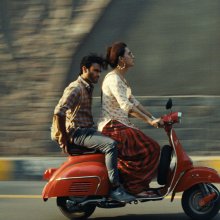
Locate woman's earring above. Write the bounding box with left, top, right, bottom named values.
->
left=117, top=62, right=126, bottom=70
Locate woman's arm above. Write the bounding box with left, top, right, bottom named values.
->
left=136, top=103, right=156, bottom=119
left=129, top=97, right=162, bottom=127
left=106, top=74, right=161, bottom=127
left=129, top=105, right=160, bottom=127
left=129, top=95, right=155, bottom=119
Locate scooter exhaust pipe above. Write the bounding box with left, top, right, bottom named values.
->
left=66, top=198, right=128, bottom=209
left=66, top=198, right=106, bottom=208
left=78, top=198, right=106, bottom=206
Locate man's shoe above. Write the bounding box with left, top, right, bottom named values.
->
left=110, top=186, right=136, bottom=203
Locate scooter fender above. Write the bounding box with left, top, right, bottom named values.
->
left=42, top=161, right=110, bottom=200
left=174, top=166, right=220, bottom=193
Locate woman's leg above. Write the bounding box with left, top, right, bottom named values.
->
left=102, top=121, right=160, bottom=194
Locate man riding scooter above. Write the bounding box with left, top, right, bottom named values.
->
left=51, top=53, right=135, bottom=203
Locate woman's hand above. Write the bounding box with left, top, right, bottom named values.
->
left=150, top=118, right=164, bottom=128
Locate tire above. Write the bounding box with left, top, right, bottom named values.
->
left=57, top=197, right=96, bottom=220
left=182, top=184, right=220, bottom=220
left=157, top=145, right=172, bottom=185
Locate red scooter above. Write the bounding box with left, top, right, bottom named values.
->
left=42, top=99, right=220, bottom=220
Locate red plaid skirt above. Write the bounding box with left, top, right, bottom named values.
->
left=102, top=120, right=160, bottom=194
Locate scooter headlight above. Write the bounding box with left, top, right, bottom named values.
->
left=178, top=112, right=182, bottom=123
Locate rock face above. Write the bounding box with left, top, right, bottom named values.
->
left=0, top=0, right=110, bottom=155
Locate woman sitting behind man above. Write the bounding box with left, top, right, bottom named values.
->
left=98, top=42, right=163, bottom=197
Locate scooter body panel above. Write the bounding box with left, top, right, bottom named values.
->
left=174, top=166, right=220, bottom=193
left=42, top=154, right=110, bottom=199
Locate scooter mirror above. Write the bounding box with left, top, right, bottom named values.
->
left=166, top=98, right=173, bottom=110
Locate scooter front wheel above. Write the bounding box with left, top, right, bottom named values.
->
left=57, top=196, right=96, bottom=220
left=182, top=184, right=220, bottom=220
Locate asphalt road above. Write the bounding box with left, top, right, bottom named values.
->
left=0, top=181, right=220, bottom=220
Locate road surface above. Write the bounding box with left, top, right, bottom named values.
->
left=0, top=181, right=220, bottom=220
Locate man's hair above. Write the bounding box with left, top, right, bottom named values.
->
left=79, top=53, right=106, bottom=75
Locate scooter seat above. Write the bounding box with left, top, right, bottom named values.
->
left=67, top=143, right=98, bottom=156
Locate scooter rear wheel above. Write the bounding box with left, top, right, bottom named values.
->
left=57, top=196, right=96, bottom=220
left=182, top=184, right=220, bottom=220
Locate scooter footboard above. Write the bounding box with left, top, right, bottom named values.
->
left=42, top=162, right=110, bottom=199
left=174, top=166, right=220, bottom=193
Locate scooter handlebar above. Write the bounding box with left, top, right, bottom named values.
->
left=162, top=112, right=182, bottom=125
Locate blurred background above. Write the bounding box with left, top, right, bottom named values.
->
left=0, top=0, right=220, bottom=156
